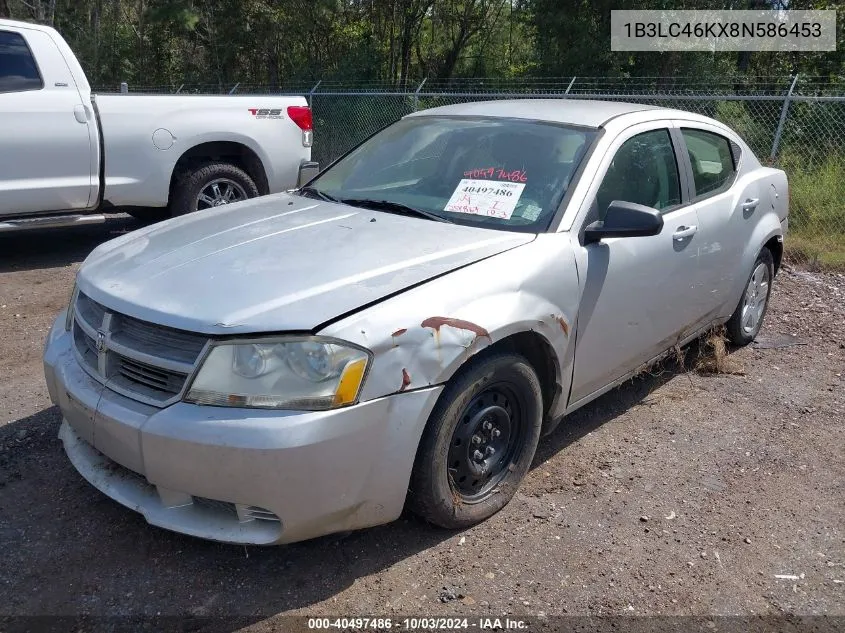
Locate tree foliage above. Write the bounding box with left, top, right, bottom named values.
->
left=0, top=0, right=842, bottom=88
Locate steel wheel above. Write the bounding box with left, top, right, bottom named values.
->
left=447, top=383, right=527, bottom=502
left=196, top=178, right=248, bottom=211
left=407, top=351, right=543, bottom=529
left=740, top=262, right=770, bottom=336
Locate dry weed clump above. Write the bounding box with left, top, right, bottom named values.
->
left=696, top=327, right=745, bottom=375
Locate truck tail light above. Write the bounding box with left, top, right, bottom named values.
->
left=287, top=106, right=313, bottom=148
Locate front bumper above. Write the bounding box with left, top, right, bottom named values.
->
left=44, top=312, right=443, bottom=545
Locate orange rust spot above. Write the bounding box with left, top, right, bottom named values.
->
left=555, top=315, right=570, bottom=336
left=421, top=317, right=491, bottom=340
left=400, top=368, right=411, bottom=391
left=391, top=328, right=408, bottom=337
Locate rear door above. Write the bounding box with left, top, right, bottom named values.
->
left=569, top=122, right=705, bottom=405
left=0, top=26, right=95, bottom=216
left=674, top=122, right=760, bottom=321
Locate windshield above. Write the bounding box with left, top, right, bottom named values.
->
left=305, top=116, right=596, bottom=232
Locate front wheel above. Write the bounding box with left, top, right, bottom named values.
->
left=725, top=247, right=775, bottom=345
left=170, top=162, right=259, bottom=217
left=407, top=352, right=543, bottom=529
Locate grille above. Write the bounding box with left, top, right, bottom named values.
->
left=112, top=313, right=206, bottom=365
left=114, top=356, right=187, bottom=399
left=71, top=291, right=208, bottom=406
left=243, top=506, right=282, bottom=522
left=193, top=496, right=238, bottom=517
left=75, top=292, right=107, bottom=330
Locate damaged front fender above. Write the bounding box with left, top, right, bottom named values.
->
left=318, top=233, right=581, bottom=420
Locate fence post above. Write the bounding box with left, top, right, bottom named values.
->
left=770, top=74, right=799, bottom=162
left=414, top=78, right=427, bottom=111
left=308, top=80, right=322, bottom=108
left=564, top=76, right=576, bottom=95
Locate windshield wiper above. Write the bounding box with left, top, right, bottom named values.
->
left=298, top=186, right=340, bottom=203
left=339, top=198, right=453, bottom=224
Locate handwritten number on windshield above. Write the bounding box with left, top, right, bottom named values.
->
left=462, top=167, right=528, bottom=183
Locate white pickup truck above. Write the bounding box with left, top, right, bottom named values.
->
left=0, top=19, right=316, bottom=232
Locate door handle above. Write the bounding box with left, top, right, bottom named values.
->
left=741, top=198, right=759, bottom=212
left=73, top=104, right=88, bottom=124
left=673, top=225, right=698, bottom=240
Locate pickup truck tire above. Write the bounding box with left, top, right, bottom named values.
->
left=725, top=247, right=774, bottom=346
left=170, top=162, right=259, bottom=217
left=407, top=351, right=543, bottom=530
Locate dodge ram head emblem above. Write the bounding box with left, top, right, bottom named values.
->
left=95, top=330, right=107, bottom=353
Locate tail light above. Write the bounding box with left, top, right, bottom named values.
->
left=287, top=106, right=313, bottom=148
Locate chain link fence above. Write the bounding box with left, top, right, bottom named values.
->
left=99, top=77, right=845, bottom=268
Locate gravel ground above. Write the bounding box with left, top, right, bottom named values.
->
left=0, top=217, right=843, bottom=631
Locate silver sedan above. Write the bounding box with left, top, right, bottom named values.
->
left=43, top=99, right=789, bottom=544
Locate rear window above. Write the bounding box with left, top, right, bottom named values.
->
left=0, top=30, right=43, bottom=93
left=309, top=116, right=596, bottom=232
left=682, top=128, right=736, bottom=199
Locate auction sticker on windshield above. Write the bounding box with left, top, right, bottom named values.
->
left=444, top=179, right=526, bottom=219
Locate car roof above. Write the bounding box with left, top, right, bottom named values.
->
left=406, top=98, right=670, bottom=128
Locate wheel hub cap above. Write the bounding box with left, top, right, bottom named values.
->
left=448, top=387, right=523, bottom=500
left=740, top=262, right=770, bottom=336
left=197, top=179, right=248, bottom=210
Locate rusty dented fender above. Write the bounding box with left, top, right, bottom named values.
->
left=318, top=233, right=581, bottom=421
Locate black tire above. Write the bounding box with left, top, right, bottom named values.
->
left=407, top=351, right=543, bottom=529
left=725, top=247, right=775, bottom=346
left=170, top=161, right=259, bottom=217
left=125, top=208, right=168, bottom=224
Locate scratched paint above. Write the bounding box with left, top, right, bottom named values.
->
left=420, top=317, right=491, bottom=341
left=400, top=368, right=411, bottom=391
left=554, top=315, right=570, bottom=336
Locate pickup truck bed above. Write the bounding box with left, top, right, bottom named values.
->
left=0, top=19, right=313, bottom=230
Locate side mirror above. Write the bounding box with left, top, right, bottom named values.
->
left=297, top=161, right=320, bottom=188
left=584, top=200, right=664, bottom=244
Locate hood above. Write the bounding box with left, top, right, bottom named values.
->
left=78, top=193, right=535, bottom=334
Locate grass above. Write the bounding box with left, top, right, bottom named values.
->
left=777, top=150, right=845, bottom=270
left=784, top=232, right=845, bottom=270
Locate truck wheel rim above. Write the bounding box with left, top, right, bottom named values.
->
left=447, top=383, right=526, bottom=503
left=196, top=179, right=248, bottom=210
left=741, top=262, right=770, bottom=336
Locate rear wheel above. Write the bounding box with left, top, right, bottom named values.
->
left=170, top=162, right=259, bottom=217
left=407, top=352, right=543, bottom=529
left=725, top=248, right=774, bottom=345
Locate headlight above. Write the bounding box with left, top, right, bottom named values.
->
left=185, top=337, right=371, bottom=410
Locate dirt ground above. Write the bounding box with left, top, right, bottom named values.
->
left=0, top=216, right=843, bottom=631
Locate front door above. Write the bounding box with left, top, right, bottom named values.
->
left=569, top=124, right=704, bottom=405
left=0, top=28, right=94, bottom=216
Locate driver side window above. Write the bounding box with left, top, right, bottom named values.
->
left=595, top=129, right=681, bottom=219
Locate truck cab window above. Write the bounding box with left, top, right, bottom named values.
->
left=0, top=31, right=43, bottom=93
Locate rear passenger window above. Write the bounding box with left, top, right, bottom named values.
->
left=0, top=31, right=43, bottom=93
left=682, top=129, right=736, bottom=199
left=595, top=129, right=681, bottom=217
